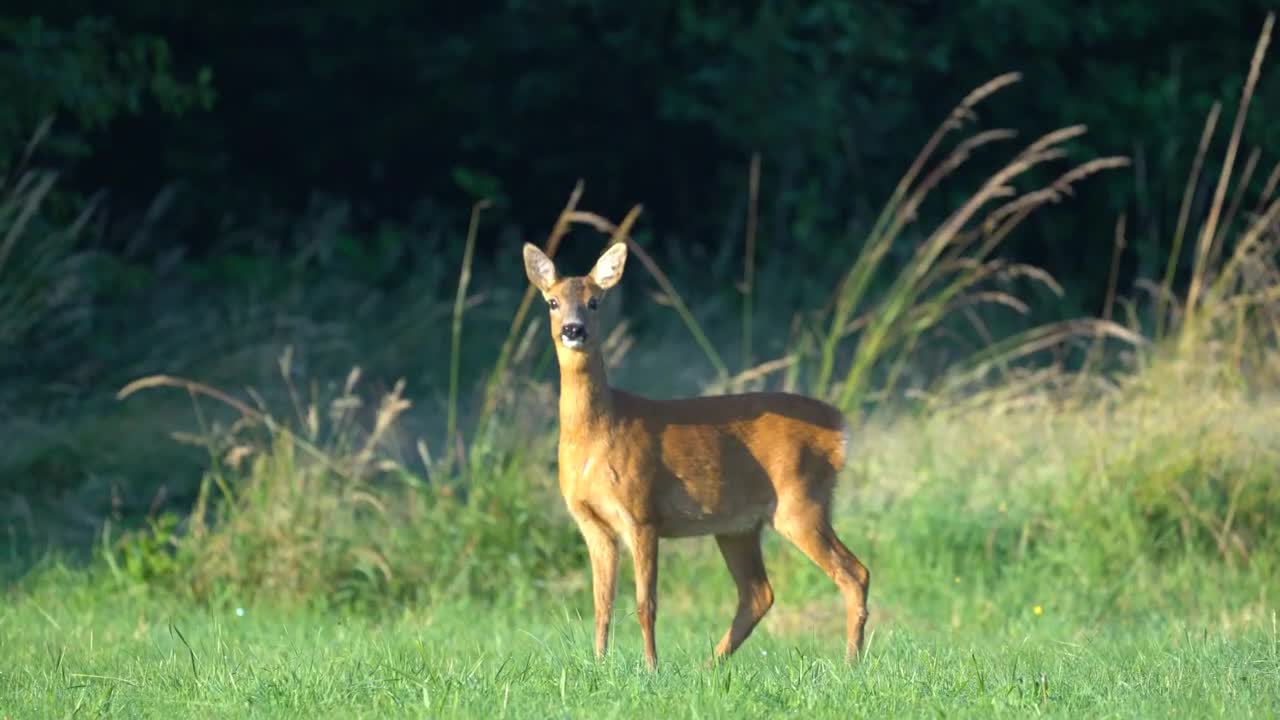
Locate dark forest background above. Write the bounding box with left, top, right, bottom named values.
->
left=3, top=2, right=1279, bottom=544
left=6, top=2, right=1278, bottom=300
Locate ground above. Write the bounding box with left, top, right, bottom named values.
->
left=4, top=530, right=1276, bottom=719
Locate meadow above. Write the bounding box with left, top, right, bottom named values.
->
left=4, top=17, right=1280, bottom=720
left=4, top=368, right=1279, bottom=717
left=2, top=549, right=1276, bottom=718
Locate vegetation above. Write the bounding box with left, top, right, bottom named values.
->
left=2, top=7, right=1279, bottom=720
left=3, top=3, right=1280, bottom=308
left=3, top=569, right=1276, bottom=718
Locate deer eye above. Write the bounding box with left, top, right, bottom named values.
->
left=587, top=297, right=599, bottom=310
left=548, top=298, right=559, bottom=310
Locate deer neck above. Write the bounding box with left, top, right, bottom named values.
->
left=557, top=350, right=613, bottom=437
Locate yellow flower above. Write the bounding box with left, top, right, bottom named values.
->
left=1033, top=605, right=1043, bottom=616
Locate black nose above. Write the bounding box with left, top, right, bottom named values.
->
left=561, top=323, right=586, bottom=341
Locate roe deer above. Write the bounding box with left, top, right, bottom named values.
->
left=523, top=240, right=870, bottom=670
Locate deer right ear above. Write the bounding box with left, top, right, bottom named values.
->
left=523, top=243, right=557, bottom=293
left=589, top=241, right=628, bottom=290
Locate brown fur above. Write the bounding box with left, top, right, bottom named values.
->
left=523, top=241, right=870, bottom=670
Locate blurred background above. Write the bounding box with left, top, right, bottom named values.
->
left=1, top=2, right=1277, bottom=616
left=2, top=3, right=1275, bottom=287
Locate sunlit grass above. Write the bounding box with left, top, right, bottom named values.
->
left=4, top=526, right=1277, bottom=720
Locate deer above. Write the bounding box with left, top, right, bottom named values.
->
left=522, top=239, right=870, bottom=671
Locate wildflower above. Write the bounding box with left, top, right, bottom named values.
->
left=1033, top=605, right=1043, bottom=616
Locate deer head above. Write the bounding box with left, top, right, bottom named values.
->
left=523, top=242, right=627, bottom=362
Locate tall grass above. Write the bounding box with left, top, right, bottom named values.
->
left=108, top=364, right=582, bottom=608
left=445, top=199, right=491, bottom=468
left=1182, top=13, right=1273, bottom=334
left=0, top=120, right=97, bottom=356
left=741, top=152, right=761, bottom=369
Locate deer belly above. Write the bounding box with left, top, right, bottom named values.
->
left=653, top=492, right=777, bottom=538
left=650, top=444, right=778, bottom=537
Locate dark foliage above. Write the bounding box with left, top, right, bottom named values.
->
left=4, top=1, right=1278, bottom=317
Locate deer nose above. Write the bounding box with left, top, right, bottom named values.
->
left=561, top=323, right=587, bottom=342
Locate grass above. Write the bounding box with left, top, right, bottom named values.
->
left=5, top=593, right=1279, bottom=719
left=4, top=481, right=1278, bottom=719
left=4, top=12, right=1280, bottom=720
left=0, top=121, right=97, bottom=356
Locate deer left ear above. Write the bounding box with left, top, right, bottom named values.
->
left=523, top=243, right=558, bottom=293
left=590, top=242, right=628, bottom=290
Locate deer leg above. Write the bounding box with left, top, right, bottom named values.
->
left=628, top=523, right=660, bottom=671
left=573, top=512, right=618, bottom=659
left=774, top=507, right=870, bottom=661
left=712, top=528, right=774, bottom=660
left=828, top=531, right=871, bottom=658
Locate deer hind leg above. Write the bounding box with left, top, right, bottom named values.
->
left=773, top=502, right=870, bottom=661
left=712, top=527, right=774, bottom=660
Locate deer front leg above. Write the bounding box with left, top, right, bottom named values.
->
left=573, top=513, right=618, bottom=659
left=629, top=523, right=660, bottom=671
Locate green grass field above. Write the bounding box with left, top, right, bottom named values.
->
left=4, top=517, right=1277, bottom=719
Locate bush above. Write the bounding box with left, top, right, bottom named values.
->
left=104, top=363, right=583, bottom=610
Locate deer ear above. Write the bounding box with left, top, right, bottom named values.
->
left=523, top=243, right=557, bottom=293
left=590, top=242, right=628, bottom=290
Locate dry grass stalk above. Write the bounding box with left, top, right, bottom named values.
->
left=1158, top=102, right=1223, bottom=340
left=1212, top=145, right=1262, bottom=261
left=1212, top=199, right=1280, bottom=303
left=117, top=369, right=410, bottom=483
left=1184, top=12, right=1274, bottom=331
left=894, top=72, right=1023, bottom=213
left=742, top=152, right=761, bottom=369
left=705, top=355, right=797, bottom=395
left=939, top=318, right=1147, bottom=399
left=983, top=157, right=1132, bottom=233
left=446, top=199, right=491, bottom=466
left=905, top=127, right=1086, bottom=277
left=1103, top=215, right=1128, bottom=325
left=0, top=173, right=56, bottom=270
left=895, top=128, right=1018, bottom=227
left=1255, top=160, right=1280, bottom=216
left=357, top=378, right=412, bottom=470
